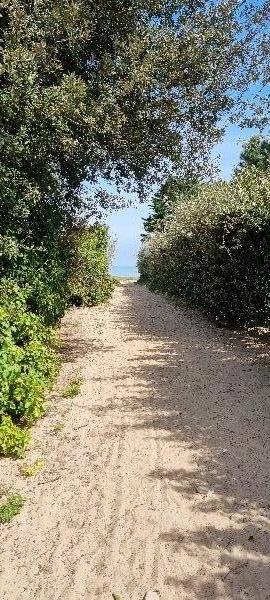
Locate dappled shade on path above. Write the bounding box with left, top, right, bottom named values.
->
left=0, top=283, right=269, bottom=600
left=111, top=284, right=270, bottom=599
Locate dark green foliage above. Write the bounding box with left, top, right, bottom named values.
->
left=68, top=225, right=115, bottom=306
left=0, top=226, right=113, bottom=455
left=143, top=176, right=198, bottom=237
left=0, top=281, right=58, bottom=425
left=0, top=244, right=69, bottom=326
left=139, top=168, right=270, bottom=327
left=1, top=0, right=256, bottom=221
left=0, top=226, right=113, bottom=457
left=1, top=0, right=267, bottom=264
left=0, top=491, right=24, bottom=524
left=240, top=136, right=270, bottom=172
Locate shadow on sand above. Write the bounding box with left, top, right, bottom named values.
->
left=111, top=283, right=270, bottom=599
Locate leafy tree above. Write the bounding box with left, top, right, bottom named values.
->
left=1, top=0, right=267, bottom=253
left=143, top=176, right=198, bottom=235
left=240, top=136, right=270, bottom=171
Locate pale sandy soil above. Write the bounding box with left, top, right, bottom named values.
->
left=0, top=282, right=269, bottom=600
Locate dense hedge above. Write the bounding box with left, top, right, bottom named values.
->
left=138, top=168, right=270, bottom=327
left=68, top=225, right=115, bottom=306
left=0, top=225, right=114, bottom=457
left=0, top=244, right=69, bottom=326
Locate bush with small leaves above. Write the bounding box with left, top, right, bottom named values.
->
left=68, top=225, right=115, bottom=307
left=0, top=417, right=30, bottom=458
left=0, top=284, right=58, bottom=424
left=139, top=167, right=270, bottom=327
left=0, top=491, right=24, bottom=524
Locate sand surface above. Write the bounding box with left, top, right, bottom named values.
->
left=0, top=282, right=269, bottom=600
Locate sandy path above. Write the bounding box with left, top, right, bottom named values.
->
left=0, top=282, right=269, bottom=600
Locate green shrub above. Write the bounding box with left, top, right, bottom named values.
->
left=0, top=416, right=30, bottom=458
left=68, top=225, right=115, bottom=306
left=139, top=168, right=270, bottom=327
left=0, top=491, right=24, bottom=523
left=0, top=230, right=70, bottom=323
left=0, top=224, right=114, bottom=456
left=0, top=246, right=69, bottom=326
left=21, top=249, right=69, bottom=325
left=0, top=281, right=58, bottom=424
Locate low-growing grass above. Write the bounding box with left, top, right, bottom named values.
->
left=52, top=421, right=65, bottom=433
left=62, top=378, right=83, bottom=398
left=19, top=459, right=45, bottom=477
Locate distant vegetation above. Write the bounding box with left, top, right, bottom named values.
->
left=139, top=138, right=270, bottom=327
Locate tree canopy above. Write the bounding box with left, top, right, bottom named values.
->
left=143, top=175, right=198, bottom=236
left=240, top=136, right=270, bottom=171
left=1, top=0, right=269, bottom=247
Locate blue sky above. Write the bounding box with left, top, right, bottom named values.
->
left=106, top=123, right=259, bottom=274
